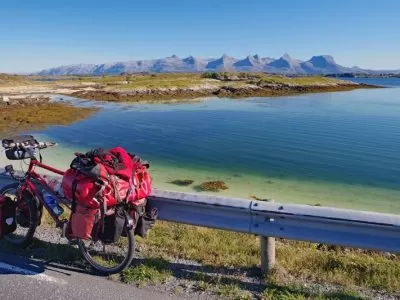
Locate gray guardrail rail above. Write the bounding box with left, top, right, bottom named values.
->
left=1, top=170, right=400, bottom=254
left=148, top=189, right=400, bottom=253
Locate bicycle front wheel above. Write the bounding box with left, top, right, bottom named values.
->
left=0, top=183, right=38, bottom=247
left=78, top=226, right=135, bottom=275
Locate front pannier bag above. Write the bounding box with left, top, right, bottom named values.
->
left=0, top=196, right=17, bottom=237
left=100, top=206, right=126, bottom=244
left=131, top=202, right=158, bottom=238
left=62, top=146, right=155, bottom=242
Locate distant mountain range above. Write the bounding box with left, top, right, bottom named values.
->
left=36, top=54, right=400, bottom=75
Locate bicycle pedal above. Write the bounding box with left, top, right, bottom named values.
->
left=61, top=224, right=67, bottom=238
left=60, top=219, right=69, bottom=238
left=67, top=239, right=78, bottom=246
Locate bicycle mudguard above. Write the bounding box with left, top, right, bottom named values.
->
left=19, top=180, right=44, bottom=226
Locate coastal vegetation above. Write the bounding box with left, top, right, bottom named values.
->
left=0, top=97, right=98, bottom=136
left=0, top=72, right=378, bottom=105
left=67, top=72, right=376, bottom=102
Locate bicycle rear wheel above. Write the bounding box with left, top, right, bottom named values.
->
left=78, top=226, right=135, bottom=275
left=0, top=183, right=37, bottom=247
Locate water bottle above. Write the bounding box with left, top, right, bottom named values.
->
left=44, top=177, right=64, bottom=197
left=42, top=190, right=64, bottom=217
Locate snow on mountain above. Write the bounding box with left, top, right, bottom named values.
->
left=36, top=54, right=389, bottom=75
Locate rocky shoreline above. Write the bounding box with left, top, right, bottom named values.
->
left=69, top=81, right=378, bottom=103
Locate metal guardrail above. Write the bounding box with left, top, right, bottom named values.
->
left=1, top=170, right=400, bottom=254
left=148, top=189, right=400, bottom=253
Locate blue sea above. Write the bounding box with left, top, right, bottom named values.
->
left=7, top=77, right=400, bottom=213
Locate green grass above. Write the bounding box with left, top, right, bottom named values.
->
left=138, top=222, right=400, bottom=293
left=257, top=75, right=335, bottom=86
left=216, top=283, right=253, bottom=300
left=85, top=73, right=210, bottom=89
left=56, top=72, right=342, bottom=91
left=1, top=218, right=397, bottom=298
left=261, top=285, right=366, bottom=300
left=0, top=73, right=32, bottom=86
left=121, top=257, right=172, bottom=287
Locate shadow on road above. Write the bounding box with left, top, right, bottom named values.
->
left=0, top=237, right=365, bottom=300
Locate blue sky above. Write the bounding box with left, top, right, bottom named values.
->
left=1, top=0, right=399, bottom=73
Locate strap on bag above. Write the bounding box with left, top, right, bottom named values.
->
left=71, top=179, right=78, bottom=213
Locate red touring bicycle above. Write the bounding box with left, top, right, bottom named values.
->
left=0, top=136, right=136, bottom=274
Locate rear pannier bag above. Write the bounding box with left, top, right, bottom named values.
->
left=0, top=196, right=17, bottom=237
left=130, top=201, right=158, bottom=238
left=62, top=168, right=116, bottom=209
left=61, top=147, right=152, bottom=207
left=69, top=205, right=99, bottom=240
left=100, top=206, right=126, bottom=244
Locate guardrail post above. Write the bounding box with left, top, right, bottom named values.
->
left=260, top=235, right=276, bottom=274
left=260, top=199, right=276, bottom=275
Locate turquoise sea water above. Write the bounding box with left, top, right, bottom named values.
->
left=3, top=78, right=400, bottom=213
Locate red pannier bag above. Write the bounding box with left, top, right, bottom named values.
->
left=62, top=147, right=152, bottom=208
left=68, top=204, right=100, bottom=240
left=108, top=147, right=152, bottom=204
left=62, top=168, right=117, bottom=208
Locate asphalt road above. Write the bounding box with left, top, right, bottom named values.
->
left=0, top=252, right=184, bottom=300
left=0, top=175, right=184, bottom=300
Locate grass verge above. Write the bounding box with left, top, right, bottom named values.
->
left=121, top=257, right=172, bottom=287
left=138, top=222, right=400, bottom=293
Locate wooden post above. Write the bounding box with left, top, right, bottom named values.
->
left=260, top=199, right=276, bottom=275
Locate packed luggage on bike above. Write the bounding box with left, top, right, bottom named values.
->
left=0, top=135, right=157, bottom=274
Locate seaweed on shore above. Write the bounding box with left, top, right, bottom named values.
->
left=170, top=179, right=195, bottom=186
left=0, top=97, right=98, bottom=135
left=197, top=181, right=229, bottom=192
left=249, top=194, right=271, bottom=201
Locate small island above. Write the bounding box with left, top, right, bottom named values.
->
left=1, top=72, right=379, bottom=105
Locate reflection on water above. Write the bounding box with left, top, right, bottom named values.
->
left=12, top=81, right=400, bottom=213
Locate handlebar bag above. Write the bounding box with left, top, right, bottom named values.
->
left=2, top=135, right=38, bottom=160
left=5, top=148, right=31, bottom=160
left=0, top=196, right=17, bottom=238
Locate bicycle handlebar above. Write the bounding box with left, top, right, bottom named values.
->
left=6, top=141, right=57, bottom=150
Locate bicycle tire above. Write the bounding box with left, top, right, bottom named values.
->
left=0, top=183, right=38, bottom=247
left=78, top=226, right=135, bottom=275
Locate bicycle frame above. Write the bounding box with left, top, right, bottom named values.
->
left=18, top=158, right=69, bottom=228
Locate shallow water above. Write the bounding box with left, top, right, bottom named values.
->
left=3, top=79, right=400, bottom=213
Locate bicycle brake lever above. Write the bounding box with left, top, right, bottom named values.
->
left=5, top=164, right=15, bottom=175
